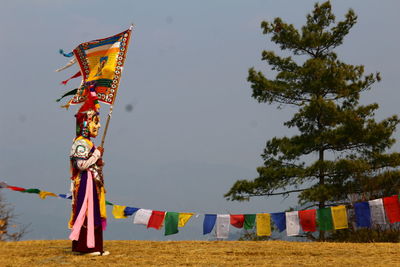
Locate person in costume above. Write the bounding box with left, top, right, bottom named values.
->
left=68, top=88, right=109, bottom=256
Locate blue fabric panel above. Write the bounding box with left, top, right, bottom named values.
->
left=271, top=212, right=286, bottom=232
left=355, top=202, right=371, bottom=228
left=203, top=214, right=217, bottom=235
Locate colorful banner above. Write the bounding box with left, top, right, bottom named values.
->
left=58, top=26, right=133, bottom=107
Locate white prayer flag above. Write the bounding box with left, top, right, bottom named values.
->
left=369, top=198, right=387, bottom=225
left=216, top=214, right=230, bottom=239
left=286, top=211, right=300, bottom=236
left=133, top=209, right=152, bottom=226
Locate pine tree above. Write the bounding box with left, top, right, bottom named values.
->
left=225, top=1, right=400, bottom=239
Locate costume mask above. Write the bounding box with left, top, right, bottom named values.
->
left=75, top=109, right=100, bottom=138
left=88, top=115, right=101, bottom=138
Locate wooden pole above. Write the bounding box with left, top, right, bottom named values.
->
left=100, top=105, right=113, bottom=147
left=99, top=24, right=134, bottom=148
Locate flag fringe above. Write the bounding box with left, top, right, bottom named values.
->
left=59, top=49, right=74, bottom=57
left=55, top=58, right=76, bottom=72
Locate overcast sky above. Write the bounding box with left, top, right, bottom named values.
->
left=1, top=0, right=400, bottom=240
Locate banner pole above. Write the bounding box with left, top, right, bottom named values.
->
left=100, top=105, right=113, bottom=147
left=100, top=24, right=134, bottom=148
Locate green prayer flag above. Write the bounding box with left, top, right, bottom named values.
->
left=244, top=214, right=256, bottom=230
left=317, top=207, right=333, bottom=231
left=22, top=188, right=40, bottom=194
left=105, top=200, right=114, bottom=206
left=165, top=212, right=179, bottom=236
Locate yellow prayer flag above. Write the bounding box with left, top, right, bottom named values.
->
left=331, top=205, right=348, bottom=230
left=99, top=187, right=107, bottom=218
left=38, top=191, right=58, bottom=199
left=178, top=213, right=194, bottom=227
left=256, top=213, right=271, bottom=236
left=112, top=205, right=127, bottom=219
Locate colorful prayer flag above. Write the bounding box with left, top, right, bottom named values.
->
left=147, top=210, right=166, bottom=230
left=230, top=214, right=245, bottom=228
left=368, top=198, right=386, bottom=225
left=203, top=214, right=217, bottom=235
left=256, top=213, right=271, bottom=236
left=244, top=214, right=256, bottom=230
left=317, top=207, right=333, bottom=231
left=133, top=209, right=152, bottom=225
left=22, top=188, right=40, bottom=194
left=59, top=193, right=72, bottom=199
left=331, top=205, right=348, bottom=230
left=271, top=212, right=286, bottom=232
left=112, top=205, right=127, bottom=219
left=354, top=202, right=371, bottom=228
left=383, top=195, right=400, bottom=223
left=286, top=211, right=300, bottom=236
left=216, top=214, right=230, bottom=239
left=7, top=186, right=26, bottom=191
left=124, top=207, right=139, bottom=216
left=38, top=191, right=58, bottom=199
left=178, top=213, right=194, bottom=227
left=299, top=209, right=317, bottom=232
left=164, top=212, right=179, bottom=236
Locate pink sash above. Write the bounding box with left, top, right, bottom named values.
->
left=69, top=171, right=95, bottom=248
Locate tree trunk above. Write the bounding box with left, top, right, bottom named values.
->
left=318, top=148, right=325, bottom=241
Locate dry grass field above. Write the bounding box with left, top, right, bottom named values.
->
left=1, top=240, right=400, bottom=266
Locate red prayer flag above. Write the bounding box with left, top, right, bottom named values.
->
left=230, top=214, right=245, bottom=228
left=147, top=210, right=166, bottom=230
left=7, top=186, right=26, bottom=191
left=383, top=195, right=400, bottom=223
left=299, top=209, right=317, bottom=232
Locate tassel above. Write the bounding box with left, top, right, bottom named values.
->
left=61, top=71, right=82, bottom=85
left=55, top=58, right=76, bottom=72
left=59, top=49, right=74, bottom=57
left=61, top=101, right=71, bottom=110
left=56, top=88, right=78, bottom=102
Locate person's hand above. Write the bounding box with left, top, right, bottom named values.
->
left=96, top=159, right=105, bottom=167
left=97, top=146, right=104, bottom=156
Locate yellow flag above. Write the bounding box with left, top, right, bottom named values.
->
left=112, top=205, right=127, bottom=219
left=256, top=213, right=271, bottom=236
left=178, top=213, right=194, bottom=227
left=331, top=205, right=348, bottom=229
left=38, top=191, right=58, bottom=199
left=99, top=187, right=107, bottom=218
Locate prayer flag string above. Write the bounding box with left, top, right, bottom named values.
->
left=2, top=181, right=400, bottom=239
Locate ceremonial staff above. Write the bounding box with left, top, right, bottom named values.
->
left=101, top=24, right=134, bottom=148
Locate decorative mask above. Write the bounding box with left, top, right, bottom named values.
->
left=75, top=109, right=100, bottom=138
left=88, top=114, right=101, bottom=138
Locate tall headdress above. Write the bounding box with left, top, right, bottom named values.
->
left=74, top=85, right=100, bottom=137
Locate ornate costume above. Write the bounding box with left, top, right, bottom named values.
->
left=68, top=93, right=107, bottom=254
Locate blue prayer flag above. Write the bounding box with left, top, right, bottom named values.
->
left=203, top=214, right=217, bottom=235
left=58, top=193, right=72, bottom=199
left=271, top=212, right=286, bottom=232
left=354, top=202, right=371, bottom=228
left=124, top=207, right=139, bottom=216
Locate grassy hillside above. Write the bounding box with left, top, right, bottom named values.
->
left=1, top=240, right=400, bottom=266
